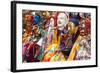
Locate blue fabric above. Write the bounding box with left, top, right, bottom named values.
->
left=70, top=17, right=79, bottom=26
left=33, top=15, right=41, bottom=24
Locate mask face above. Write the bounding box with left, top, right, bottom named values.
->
left=57, top=13, right=68, bottom=30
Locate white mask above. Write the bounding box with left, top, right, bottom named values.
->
left=57, top=13, right=68, bottom=30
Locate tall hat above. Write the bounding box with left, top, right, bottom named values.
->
left=69, top=17, right=79, bottom=26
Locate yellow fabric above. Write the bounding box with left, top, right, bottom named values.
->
left=67, top=36, right=82, bottom=61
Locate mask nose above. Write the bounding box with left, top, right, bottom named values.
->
left=58, top=20, right=61, bottom=25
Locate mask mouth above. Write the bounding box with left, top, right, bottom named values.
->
left=57, top=22, right=65, bottom=27
left=58, top=26, right=64, bottom=30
